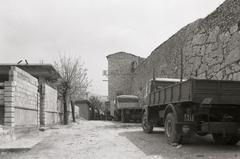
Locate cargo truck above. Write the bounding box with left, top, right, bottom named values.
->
left=111, top=95, right=142, bottom=123
left=142, top=78, right=240, bottom=145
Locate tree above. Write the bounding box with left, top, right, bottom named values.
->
left=89, top=96, right=103, bottom=120
left=54, top=54, right=90, bottom=124
left=89, top=96, right=102, bottom=110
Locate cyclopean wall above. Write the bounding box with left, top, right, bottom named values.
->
left=132, top=0, right=240, bottom=101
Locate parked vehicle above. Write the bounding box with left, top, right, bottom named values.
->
left=111, top=95, right=142, bottom=123
left=142, top=78, right=240, bottom=145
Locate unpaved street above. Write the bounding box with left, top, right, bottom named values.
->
left=1, top=120, right=240, bottom=159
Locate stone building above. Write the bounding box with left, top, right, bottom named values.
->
left=107, top=0, right=240, bottom=107
left=106, top=52, right=144, bottom=108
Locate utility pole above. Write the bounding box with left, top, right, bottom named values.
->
left=180, top=48, right=183, bottom=82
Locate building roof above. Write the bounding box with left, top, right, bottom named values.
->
left=149, top=78, right=186, bottom=82
left=106, top=51, right=143, bottom=59
left=0, top=64, right=61, bottom=81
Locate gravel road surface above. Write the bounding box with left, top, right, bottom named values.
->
left=1, top=120, right=240, bottom=159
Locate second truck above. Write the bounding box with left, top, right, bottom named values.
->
left=111, top=95, right=142, bottom=123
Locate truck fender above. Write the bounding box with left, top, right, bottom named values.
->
left=163, top=104, right=178, bottom=123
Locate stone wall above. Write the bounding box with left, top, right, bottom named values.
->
left=6, top=66, right=40, bottom=127
left=41, top=84, right=60, bottom=126
left=132, top=0, right=240, bottom=101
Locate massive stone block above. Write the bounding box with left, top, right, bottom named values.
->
left=130, top=0, right=240, bottom=101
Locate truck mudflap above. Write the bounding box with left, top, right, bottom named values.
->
left=175, top=122, right=240, bottom=135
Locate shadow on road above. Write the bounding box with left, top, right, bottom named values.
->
left=119, top=129, right=240, bottom=157
left=97, top=121, right=141, bottom=129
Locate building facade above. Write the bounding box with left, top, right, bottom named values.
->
left=106, top=52, right=145, bottom=108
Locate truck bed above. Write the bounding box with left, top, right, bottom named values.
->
left=117, top=102, right=141, bottom=110
left=149, top=79, right=240, bottom=106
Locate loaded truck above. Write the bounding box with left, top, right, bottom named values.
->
left=111, top=95, right=142, bottom=123
left=142, top=78, right=240, bottom=145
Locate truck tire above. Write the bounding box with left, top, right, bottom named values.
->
left=164, top=113, right=181, bottom=144
left=142, top=111, right=153, bottom=133
left=212, top=133, right=240, bottom=145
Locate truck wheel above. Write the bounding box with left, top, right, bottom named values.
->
left=142, top=111, right=153, bottom=133
left=164, top=113, right=181, bottom=144
left=212, top=133, right=240, bottom=145
left=121, top=110, right=126, bottom=123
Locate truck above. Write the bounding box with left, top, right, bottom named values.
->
left=142, top=78, right=240, bottom=145
left=111, top=95, right=142, bottom=123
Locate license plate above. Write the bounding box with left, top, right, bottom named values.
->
left=184, top=114, right=194, bottom=121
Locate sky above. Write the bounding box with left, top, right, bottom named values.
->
left=0, top=0, right=225, bottom=96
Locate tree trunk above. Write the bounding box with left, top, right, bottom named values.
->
left=63, top=91, right=68, bottom=125
left=71, top=100, right=76, bottom=122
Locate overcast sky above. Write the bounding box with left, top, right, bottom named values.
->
left=0, top=0, right=225, bottom=96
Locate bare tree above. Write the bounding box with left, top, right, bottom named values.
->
left=89, top=96, right=103, bottom=120
left=89, top=96, right=102, bottom=110
left=54, top=54, right=90, bottom=124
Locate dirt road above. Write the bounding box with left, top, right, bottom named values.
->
left=1, top=120, right=240, bottom=159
